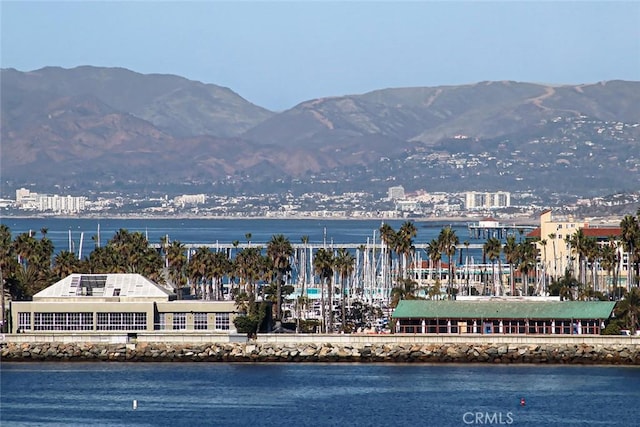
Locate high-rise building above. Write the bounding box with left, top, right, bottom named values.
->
left=388, top=186, right=405, bottom=200
left=465, top=191, right=511, bottom=209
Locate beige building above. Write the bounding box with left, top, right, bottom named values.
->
left=530, top=210, right=623, bottom=288
left=10, top=274, right=237, bottom=334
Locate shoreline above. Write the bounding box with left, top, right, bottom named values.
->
left=0, top=213, right=541, bottom=224
left=2, top=341, right=638, bottom=365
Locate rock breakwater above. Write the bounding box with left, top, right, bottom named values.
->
left=2, top=342, right=639, bottom=364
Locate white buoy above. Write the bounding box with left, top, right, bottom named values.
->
left=133, top=400, right=138, bottom=410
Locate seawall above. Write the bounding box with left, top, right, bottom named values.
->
left=2, top=334, right=639, bottom=364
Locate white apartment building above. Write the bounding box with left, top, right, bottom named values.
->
left=15, top=188, right=87, bottom=213
left=173, top=194, right=206, bottom=207
left=388, top=186, right=405, bottom=200
left=465, top=191, right=511, bottom=210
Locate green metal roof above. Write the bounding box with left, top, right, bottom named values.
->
left=392, top=300, right=616, bottom=320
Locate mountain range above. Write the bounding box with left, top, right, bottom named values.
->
left=1, top=66, right=639, bottom=201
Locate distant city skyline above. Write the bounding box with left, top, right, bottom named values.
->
left=2, top=1, right=639, bottom=111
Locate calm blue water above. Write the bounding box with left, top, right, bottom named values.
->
left=1, top=218, right=476, bottom=254
left=1, top=363, right=638, bottom=426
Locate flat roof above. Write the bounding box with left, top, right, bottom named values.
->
left=392, top=300, right=616, bottom=320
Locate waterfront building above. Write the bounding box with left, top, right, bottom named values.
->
left=392, top=299, right=615, bottom=335
left=14, top=187, right=87, bottom=213
left=9, top=274, right=237, bottom=334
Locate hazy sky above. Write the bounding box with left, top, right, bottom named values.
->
left=2, top=1, right=639, bottom=111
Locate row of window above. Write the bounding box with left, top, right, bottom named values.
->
left=162, top=312, right=230, bottom=331
left=399, top=318, right=603, bottom=335
left=19, top=312, right=231, bottom=331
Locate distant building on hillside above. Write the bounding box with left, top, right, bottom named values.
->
left=388, top=186, right=405, bottom=200
left=173, top=194, right=206, bottom=207
left=465, top=191, right=510, bottom=210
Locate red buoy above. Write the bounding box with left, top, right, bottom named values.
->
left=520, top=398, right=526, bottom=406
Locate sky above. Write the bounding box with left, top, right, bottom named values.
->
left=1, top=1, right=639, bottom=111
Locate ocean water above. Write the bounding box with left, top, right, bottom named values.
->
left=1, top=217, right=476, bottom=254
left=1, top=363, right=639, bottom=426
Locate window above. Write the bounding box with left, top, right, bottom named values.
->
left=157, top=313, right=166, bottom=330
left=194, top=313, right=208, bottom=330
left=18, top=312, right=31, bottom=331
left=173, top=313, right=187, bottom=330
left=33, top=312, right=93, bottom=331
left=215, top=313, right=230, bottom=331
left=97, top=312, right=146, bottom=331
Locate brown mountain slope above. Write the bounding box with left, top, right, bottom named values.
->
left=1, top=66, right=274, bottom=138
left=1, top=67, right=638, bottom=195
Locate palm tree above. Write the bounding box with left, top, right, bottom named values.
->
left=313, top=247, right=335, bottom=333
left=165, top=240, right=188, bottom=299
left=548, top=232, right=558, bottom=281
left=335, top=247, right=355, bottom=331
left=437, top=226, right=459, bottom=299
left=426, top=239, right=441, bottom=285
left=615, top=287, right=640, bottom=335
left=210, top=251, right=231, bottom=301
left=463, top=240, right=470, bottom=295
left=389, top=278, right=420, bottom=308
left=516, top=241, right=539, bottom=296
left=267, top=234, right=293, bottom=323
left=232, top=246, right=268, bottom=337
left=582, top=237, right=598, bottom=291
left=539, top=238, right=548, bottom=294
left=379, top=222, right=398, bottom=285
left=567, top=229, right=589, bottom=284
left=484, top=237, right=502, bottom=296
left=398, top=221, right=417, bottom=279
left=620, top=214, right=640, bottom=289
left=600, top=237, right=619, bottom=296
left=503, top=235, right=518, bottom=296
left=233, top=246, right=264, bottom=311
left=52, top=250, right=81, bottom=279
left=0, top=225, right=18, bottom=331
left=187, top=247, right=211, bottom=299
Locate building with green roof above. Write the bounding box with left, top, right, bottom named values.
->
left=392, top=299, right=615, bottom=335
